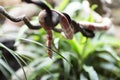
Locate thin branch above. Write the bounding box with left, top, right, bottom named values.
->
left=0, top=6, right=41, bottom=30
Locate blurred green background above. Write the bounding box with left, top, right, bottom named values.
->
left=0, top=0, right=120, bottom=80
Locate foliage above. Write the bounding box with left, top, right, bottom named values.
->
left=0, top=0, right=120, bottom=80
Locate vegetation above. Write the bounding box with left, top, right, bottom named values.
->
left=0, top=0, right=120, bottom=80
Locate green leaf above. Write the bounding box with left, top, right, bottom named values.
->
left=0, top=58, right=21, bottom=80
left=63, top=52, right=71, bottom=79
left=56, top=0, right=70, bottom=11
left=98, top=53, right=116, bottom=63
left=53, top=38, right=60, bottom=49
left=0, top=59, right=14, bottom=74
left=100, top=62, right=120, bottom=77
left=0, top=43, right=27, bottom=80
left=68, top=37, right=82, bottom=54
left=28, top=58, right=53, bottom=80
left=104, top=46, right=120, bottom=61
left=15, top=25, right=28, bottom=46
left=0, top=59, right=11, bottom=79
left=91, top=4, right=98, bottom=11
left=83, top=65, right=99, bottom=80
left=41, top=75, right=52, bottom=80
left=41, top=73, right=59, bottom=80
left=19, top=38, right=72, bottom=66
left=80, top=73, right=88, bottom=80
